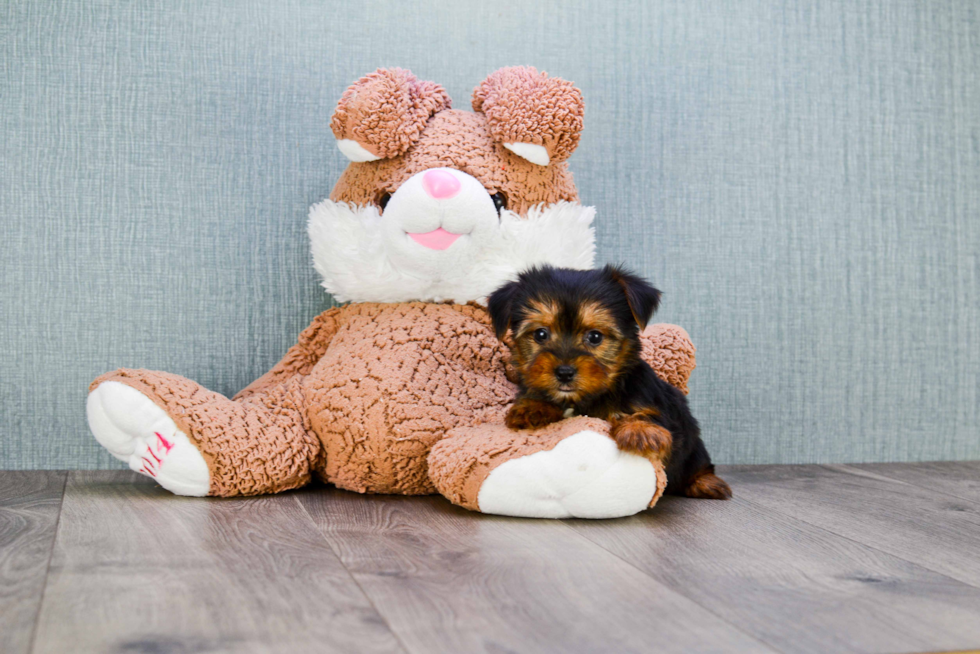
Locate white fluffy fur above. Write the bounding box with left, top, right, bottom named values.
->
left=309, top=199, right=596, bottom=304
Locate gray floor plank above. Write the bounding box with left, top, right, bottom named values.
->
left=32, top=472, right=405, bottom=654
left=0, top=471, right=66, bottom=654
left=569, top=493, right=980, bottom=654
left=724, top=464, right=980, bottom=591
left=296, top=486, right=774, bottom=654
left=847, top=461, right=980, bottom=505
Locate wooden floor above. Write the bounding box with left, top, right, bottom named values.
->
left=3, top=464, right=980, bottom=654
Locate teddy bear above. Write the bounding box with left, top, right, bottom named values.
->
left=85, top=66, right=697, bottom=519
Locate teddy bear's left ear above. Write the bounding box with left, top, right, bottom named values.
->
left=331, top=68, right=451, bottom=162
left=472, top=66, right=584, bottom=166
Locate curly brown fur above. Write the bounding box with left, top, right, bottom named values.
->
left=488, top=265, right=730, bottom=499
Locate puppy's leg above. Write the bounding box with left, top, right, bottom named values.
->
left=683, top=465, right=732, bottom=500
left=609, top=412, right=673, bottom=460
left=505, top=396, right=566, bottom=430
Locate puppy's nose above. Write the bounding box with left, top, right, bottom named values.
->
left=555, top=365, right=577, bottom=383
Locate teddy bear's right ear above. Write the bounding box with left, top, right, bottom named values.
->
left=330, top=68, right=451, bottom=162
left=472, top=66, right=584, bottom=166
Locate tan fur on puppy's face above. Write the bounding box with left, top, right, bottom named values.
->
left=511, top=299, right=635, bottom=404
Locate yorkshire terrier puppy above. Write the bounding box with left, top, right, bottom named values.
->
left=487, top=265, right=731, bottom=499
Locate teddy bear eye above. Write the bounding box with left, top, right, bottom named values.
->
left=585, top=330, right=603, bottom=345
left=533, top=328, right=549, bottom=343
left=377, top=192, right=391, bottom=212
left=490, top=192, right=507, bottom=214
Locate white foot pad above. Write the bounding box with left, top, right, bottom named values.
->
left=87, top=381, right=210, bottom=496
left=477, top=430, right=659, bottom=519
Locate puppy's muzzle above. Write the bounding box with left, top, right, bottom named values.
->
left=554, top=365, right=577, bottom=384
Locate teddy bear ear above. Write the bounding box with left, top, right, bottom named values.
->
left=330, top=68, right=451, bottom=162
left=471, top=66, right=584, bottom=166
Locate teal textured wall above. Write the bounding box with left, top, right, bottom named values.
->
left=2, top=0, right=978, bottom=468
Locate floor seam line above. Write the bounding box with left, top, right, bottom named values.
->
left=292, top=492, right=415, bottom=654
left=831, top=463, right=980, bottom=508
left=731, top=487, right=980, bottom=593
left=555, top=519, right=786, bottom=654
left=26, top=471, right=69, bottom=654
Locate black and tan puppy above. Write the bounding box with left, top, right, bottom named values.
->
left=487, top=265, right=731, bottom=499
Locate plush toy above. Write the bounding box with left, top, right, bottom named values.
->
left=86, top=66, right=697, bottom=519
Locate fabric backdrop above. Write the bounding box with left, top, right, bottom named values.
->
left=2, top=0, right=978, bottom=469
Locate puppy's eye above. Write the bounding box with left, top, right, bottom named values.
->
left=490, top=192, right=507, bottom=214
left=585, top=330, right=604, bottom=346
left=377, top=192, right=391, bottom=212
left=533, top=328, right=550, bottom=343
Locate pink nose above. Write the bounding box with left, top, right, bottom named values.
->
left=422, top=169, right=461, bottom=199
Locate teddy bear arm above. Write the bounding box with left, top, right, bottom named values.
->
left=235, top=306, right=347, bottom=401
left=429, top=417, right=667, bottom=518
left=640, top=323, right=696, bottom=395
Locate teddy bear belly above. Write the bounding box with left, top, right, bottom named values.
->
left=302, top=302, right=516, bottom=495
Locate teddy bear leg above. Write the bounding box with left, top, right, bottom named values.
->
left=427, top=417, right=667, bottom=519
left=87, top=369, right=320, bottom=497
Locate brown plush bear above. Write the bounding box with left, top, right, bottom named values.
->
left=86, top=67, right=696, bottom=518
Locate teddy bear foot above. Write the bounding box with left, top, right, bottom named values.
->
left=477, top=430, right=659, bottom=518
left=428, top=417, right=667, bottom=519
left=87, top=381, right=210, bottom=496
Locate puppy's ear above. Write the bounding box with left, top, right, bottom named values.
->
left=487, top=280, right=522, bottom=340
left=607, top=265, right=661, bottom=331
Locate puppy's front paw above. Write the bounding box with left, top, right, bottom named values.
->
left=505, top=398, right=566, bottom=430
left=610, top=418, right=673, bottom=460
